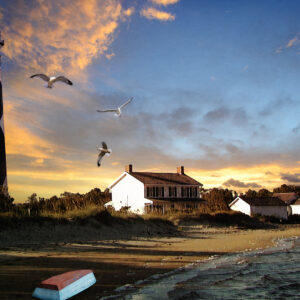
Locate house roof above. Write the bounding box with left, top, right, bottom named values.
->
left=241, top=197, right=287, bottom=207
left=129, top=172, right=202, bottom=186
left=273, top=193, right=299, bottom=205
left=291, top=199, right=300, bottom=205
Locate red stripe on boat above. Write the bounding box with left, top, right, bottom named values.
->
left=37, top=270, right=93, bottom=291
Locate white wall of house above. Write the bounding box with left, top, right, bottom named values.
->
left=290, top=204, right=300, bottom=215
left=109, top=173, right=152, bottom=214
left=251, top=206, right=287, bottom=219
left=230, top=198, right=251, bottom=216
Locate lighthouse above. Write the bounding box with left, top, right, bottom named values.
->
left=0, top=31, right=7, bottom=195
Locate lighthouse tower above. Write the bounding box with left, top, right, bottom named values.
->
left=0, top=31, right=7, bottom=195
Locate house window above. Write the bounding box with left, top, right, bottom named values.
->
left=181, top=187, right=198, bottom=198
left=147, top=187, right=164, bottom=198
left=192, top=187, right=197, bottom=197
left=169, top=187, right=177, bottom=197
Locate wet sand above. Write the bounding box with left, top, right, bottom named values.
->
left=0, top=224, right=299, bottom=299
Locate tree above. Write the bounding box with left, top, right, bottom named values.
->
left=202, top=188, right=230, bottom=211
left=245, top=189, right=257, bottom=199
left=0, top=192, right=14, bottom=212
left=27, top=193, right=38, bottom=205
left=257, top=188, right=272, bottom=198
left=273, top=184, right=300, bottom=194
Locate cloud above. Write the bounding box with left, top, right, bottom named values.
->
left=276, top=34, right=300, bottom=54
left=106, top=52, right=116, bottom=60
left=122, top=7, right=135, bottom=18
left=275, top=46, right=283, bottom=54
left=225, top=144, right=239, bottom=154
left=203, top=106, right=248, bottom=124
left=292, top=124, right=300, bottom=134
left=149, top=0, right=181, bottom=6
left=286, top=35, right=299, bottom=48
left=1, top=1, right=134, bottom=74
left=223, top=178, right=262, bottom=189
left=140, top=7, right=175, bottom=21
left=280, top=173, right=300, bottom=183
left=259, top=96, right=296, bottom=117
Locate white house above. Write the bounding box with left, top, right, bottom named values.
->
left=290, top=199, right=300, bottom=215
left=229, top=196, right=288, bottom=220
left=105, top=164, right=203, bottom=214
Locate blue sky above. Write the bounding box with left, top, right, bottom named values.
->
left=0, top=0, right=300, bottom=201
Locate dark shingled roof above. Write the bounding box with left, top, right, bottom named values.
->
left=292, top=199, right=300, bottom=205
left=243, top=197, right=287, bottom=207
left=273, top=193, right=299, bottom=205
left=129, top=172, right=202, bottom=186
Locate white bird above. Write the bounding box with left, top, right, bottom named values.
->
left=97, top=97, right=133, bottom=117
left=97, top=142, right=112, bottom=167
left=30, top=74, right=73, bottom=88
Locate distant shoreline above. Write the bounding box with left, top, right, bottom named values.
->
left=0, top=217, right=299, bottom=299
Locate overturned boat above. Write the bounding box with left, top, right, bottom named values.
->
left=32, top=269, right=96, bottom=300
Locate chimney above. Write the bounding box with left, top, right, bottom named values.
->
left=125, top=164, right=132, bottom=173
left=177, top=166, right=184, bottom=175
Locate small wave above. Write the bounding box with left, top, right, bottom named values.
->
left=101, top=237, right=300, bottom=300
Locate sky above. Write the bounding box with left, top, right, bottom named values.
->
left=1, top=0, right=300, bottom=202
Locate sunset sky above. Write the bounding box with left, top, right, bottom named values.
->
left=1, top=0, right=300, bottom=202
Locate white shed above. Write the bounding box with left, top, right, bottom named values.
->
left=229, top=196, right=288, bottom=220
left=290, top=199, right=300, bottom=215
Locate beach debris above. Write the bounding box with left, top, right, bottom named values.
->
left=32, top=269, right=96, bottom=300
left=30, top=74, right=73, bottom=88
left=97, top=141, right=112, bottom=167
left=97, top=97, right=133, bottom=117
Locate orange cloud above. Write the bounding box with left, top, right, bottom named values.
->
left=106, top=52, right=116, bottom=60
left=276, top=34, right=300, bottom=53
left=141, top=7, right=175, bottom=21
left=1, top=0, right=133, bottom=74
left=187, top=164, right=300, bottom=192
left=122, top=7, right=135, bottom=18
left=286, top=35, right=299, bottom=48
left=5, top=114, right=55, bottom=160
left=150, top=0, right=181, bottom=6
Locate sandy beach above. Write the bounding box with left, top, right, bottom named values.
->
left=0, top=222, right=299, bottom=299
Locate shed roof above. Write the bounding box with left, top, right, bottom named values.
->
left=129, top=172, right=202, bottom=186
left=273, top=192, right=299, bottom=205
left=242, top=197, right=287, bottom=207
left=291, top=199, right=300, bottom=205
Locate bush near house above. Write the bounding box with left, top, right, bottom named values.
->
left=0, top=188, right=111, bottom=216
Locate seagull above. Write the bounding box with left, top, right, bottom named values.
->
left=97, top=142, right=112, bottom=167
left=97, top=97, right=133, bottom=117
left=30, top=74, right=73, bottom=88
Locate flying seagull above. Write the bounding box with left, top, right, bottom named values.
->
left=97, top=97, right=133, bottom=117
left=97, top=142, right=112, bottom=167
left=30, top=74, right=73, bottom=88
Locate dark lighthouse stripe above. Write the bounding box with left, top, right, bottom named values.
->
left=0, top=32, right=7, bottom=194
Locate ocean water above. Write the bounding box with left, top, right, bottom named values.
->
left=102, top=237, right=300, bottom=300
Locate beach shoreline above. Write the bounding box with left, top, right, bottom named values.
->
left=0, top=223, right=299, bottom=299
